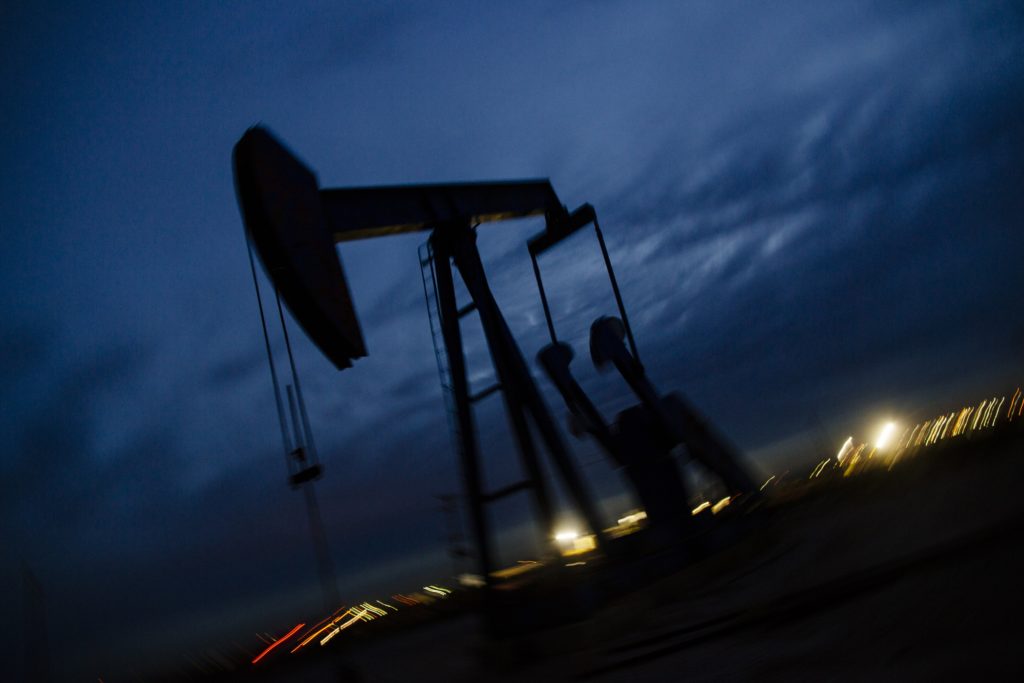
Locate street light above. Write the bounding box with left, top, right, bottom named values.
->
left=875, top=421, right=897, bottom=450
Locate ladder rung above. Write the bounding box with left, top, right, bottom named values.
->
left=469, top=383, right=502, bottom=403
left=289, top=464, right=322, bottom=487
left=483, top=480, right=531, bottom=503
left=457, top=302, right=477, bottom=318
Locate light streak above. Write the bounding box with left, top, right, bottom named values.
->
left=914, top=421, right=929, bottom=446
left=711, top=496, right=732, bottom=513
left=393, top=594, right=419, bottom=606
left=760, top=475, right=776, bottom=491
left=940, top=412, right=955, bottom=439
left=691, top=501, right=711, bottom=515
left=875, top=422, right=896, bottom=449
left=617, top=510, right=648, bottom=525
left=1008, top=389, right=1020, bottom=420
left=252, top=622, right=305, bottom=665
left=320, top=609, right=367, bottom=646
left=895, top=426, right=912, bottom=450
left=971, top=401, right=985, bottom=430
left=293, top=609, right=353, bottom=652
left=836, top=437, right=853, bottom=463
left=360, top=602, right=387, bottom=617
left=907, top=424, right=922, bottom=446
left=809, top=459, right=829, bottom=479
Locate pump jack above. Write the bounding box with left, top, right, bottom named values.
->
left=233, top=125, right=758, bottom=631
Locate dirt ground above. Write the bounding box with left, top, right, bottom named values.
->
left=231, top=431, right=1024, bottom=682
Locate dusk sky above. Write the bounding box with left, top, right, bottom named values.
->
left=3, top=1, right=1023, bottom=678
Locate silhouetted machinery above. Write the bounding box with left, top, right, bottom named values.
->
left=233, top=125, right=758, bottom=625
left=528, top=210, right=758, bottom=540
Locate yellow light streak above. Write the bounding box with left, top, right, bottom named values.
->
left=293, top=609, right=353, bottom=652
left=360, top=602, right=387, bottom=616
left=319, top=609, right=366, bottom=646
left=711, top=496, right=732, bottom=514
left=875, top=422, right=897, bottom=449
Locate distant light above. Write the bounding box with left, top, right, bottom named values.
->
left=836, top=437, right=853, bottom=463
left=252, top=622, right=304, bottom=664
left=458, top=573, right=485, bottom=588
left=875, top=422, right=897, bottom=450
left=320, top=609, right=366, bottom=646
left=617, top=510, right=648, bottom=526
left=393, top=594, right=419, bottom=606
left=293, top=609, right=350, bottom=652
left=809, top=459, right=830, bottom=479
left=554, top=529, right=579, bottom=543
left=361, top=602, right=387, bottom=616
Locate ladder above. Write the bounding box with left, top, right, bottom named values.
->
left=418, top=237, right=557, bottom=582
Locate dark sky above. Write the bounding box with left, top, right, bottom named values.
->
left=3, top=0, right=1023, bottom=678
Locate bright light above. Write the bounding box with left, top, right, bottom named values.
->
left=836, top=437, right=853, bottom=462
left=458, top=573, right=485, bottom=588
left=875, top=421, right=897, bottom=450
left=711, top=496, right=732, bottom=514
left=617, top=510, right=647, bottom=526
left=252, top=622, right=305, bottom=664
left=554, top=529, right=579, bottom=543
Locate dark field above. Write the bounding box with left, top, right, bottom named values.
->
left=227, top=426, right=1024, bottom=682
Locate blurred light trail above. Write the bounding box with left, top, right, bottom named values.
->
left=251, top=622, right=304, bottom=664
left=875, top=422, right=897, bottom=449
left=809, top=459, right=830, bottom=479
left=292, top=609, right=353, bottom=653
left=393, top=594, right=419, bottom=606
left=835, top=437, right=853, bottom=463
left=320, top=609, right=367, bottom=646
left=617, top=510, right=647, bottom=525
left=691, top=501, right=711, bottom=515
left=361, top=601, right=387, bottom=616
left=711, top=496, right=732, bottom=514
left=760, top=475, right=776, bottom=491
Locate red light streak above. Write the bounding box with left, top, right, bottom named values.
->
left=251, top=622, right=305, bottom=665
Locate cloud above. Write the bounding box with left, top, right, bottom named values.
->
left=3, top=1, right=1023, bottom=678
